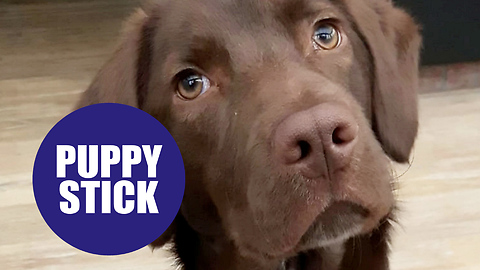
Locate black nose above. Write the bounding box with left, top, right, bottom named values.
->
left=273, top=104, right=358, bottom=179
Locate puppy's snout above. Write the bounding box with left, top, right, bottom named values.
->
left=273, top=104, right=359, bottom=178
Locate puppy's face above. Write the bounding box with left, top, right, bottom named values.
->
left=143, top=0, right=419, bottom=259
left=82, top=0, right=421, bottom=264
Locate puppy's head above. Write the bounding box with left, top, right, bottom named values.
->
left=80, top=0, right=421, bottom=263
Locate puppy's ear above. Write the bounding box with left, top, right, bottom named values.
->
left=344, top=0, right=422, bottom=162
left=76, top=7, right=158, bottom=109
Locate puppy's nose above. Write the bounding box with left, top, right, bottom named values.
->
left=273, top=104, right=359, bottom=179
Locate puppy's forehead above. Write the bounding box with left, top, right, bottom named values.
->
left=156, top=0, right=341, bottom=71
left=161, top=0, right=334, bottom=35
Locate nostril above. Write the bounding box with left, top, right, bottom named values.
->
left=298, top=140, right=311, bottom=159
left=332, top=124, right=358, bottom=145
left=332, top=127, right=346, bottom=144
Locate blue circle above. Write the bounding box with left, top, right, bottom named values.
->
left=33, top=103, right=185, bottom=255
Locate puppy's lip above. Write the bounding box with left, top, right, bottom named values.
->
left=293, top=201, right=370, bottom=252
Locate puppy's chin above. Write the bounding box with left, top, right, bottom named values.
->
left=294, top=201, right=371, bottom=252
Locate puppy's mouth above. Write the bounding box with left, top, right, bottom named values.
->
left=277, top=202, right=370, bottom=270
left=296, top=201, right=369, bottom=252
left=274, top=202, right=393, bottom=270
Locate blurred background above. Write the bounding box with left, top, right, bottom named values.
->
left=0, top=0, right=479, bottom=269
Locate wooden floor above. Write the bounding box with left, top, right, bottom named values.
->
left=1, top=1, right=479, bottom=269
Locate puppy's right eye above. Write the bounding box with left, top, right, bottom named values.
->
left=176, top=69, right=211, bottom=100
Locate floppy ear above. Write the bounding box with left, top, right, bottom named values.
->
left=76, top=5, right=177, bottom=248
left=75, top=8, right=157, bottom=109
left=343, top=0, right=422, bottom=163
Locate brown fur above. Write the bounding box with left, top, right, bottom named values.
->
left=77, top=0, right=421, bottom=269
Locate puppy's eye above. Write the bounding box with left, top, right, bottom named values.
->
left=176, top=69, right=211, bottom=100
left=313, top=23, right=341, bottom=50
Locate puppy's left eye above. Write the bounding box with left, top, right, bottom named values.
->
left=313, top=23, right=341, bottom=50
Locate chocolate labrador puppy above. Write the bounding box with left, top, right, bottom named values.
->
left=77, top=0, right=421, bottom=269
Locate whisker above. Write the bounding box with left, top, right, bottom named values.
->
left=393, top=152, right=415, bottom=180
